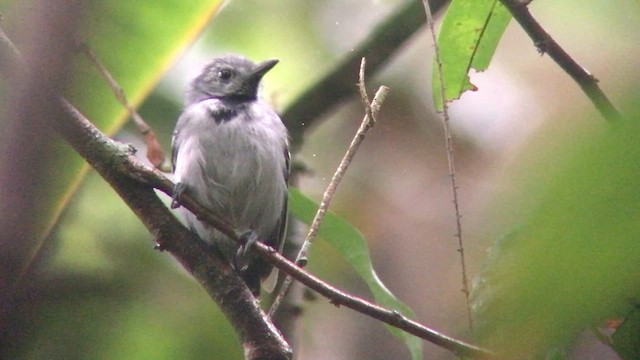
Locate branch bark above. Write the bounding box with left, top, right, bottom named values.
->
left=0, top=26, right=292, bottom=360
left=60, top=103, right=292, bottom=360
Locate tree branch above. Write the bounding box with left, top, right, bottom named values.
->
left=61, top=93, right=495, bottom=359
left=499, top=0, right=624, bottom=123
left=139, top=161, right=495, bottom=357
left=0, top=26, right=292, bottom=360
left=57, top=90, right=496, bottom=359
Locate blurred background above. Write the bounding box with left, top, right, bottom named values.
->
left=1, top=0, right=639, bottom=359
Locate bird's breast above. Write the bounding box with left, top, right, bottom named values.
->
left=179, top=100, right=287, bottom=231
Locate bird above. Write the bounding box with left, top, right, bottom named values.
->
left=170, top=54, right=289, bottom=296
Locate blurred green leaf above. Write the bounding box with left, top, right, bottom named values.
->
left=471, top=116, right=640, bottom=356
left=432, top=0, right=511, bottom=110
left=289, top=189, right=423, bottom=360
left=68, top=0, right=224, bottom=132
left=32, top=0, right=223, bottom=261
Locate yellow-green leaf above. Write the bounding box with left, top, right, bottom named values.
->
left=24, top=0, right=223, bottom=268
left=432, top=0, right=511, bottom=110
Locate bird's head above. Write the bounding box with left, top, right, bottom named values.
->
left=187, top=55, right=279, bottom=104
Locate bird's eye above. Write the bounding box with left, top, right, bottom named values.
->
left=218, top=69, right=233, bottom=81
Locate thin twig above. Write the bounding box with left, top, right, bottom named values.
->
left=358, top=58, right=375, bottom=127
left=252, top=241, right=495, bottom=359
left=270, top=59, right=386, bottom=316
left=499, top=0, right=623, bottom=123
left=422, top=0, right=474, bottom=332
left=80, top=43, right=170, bottom=170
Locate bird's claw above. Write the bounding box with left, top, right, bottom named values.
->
left=237, top=230, right=258, bottom=256
left=235, top=230, right=258, bottom=271
left=171, top=182, right=186, bottom=209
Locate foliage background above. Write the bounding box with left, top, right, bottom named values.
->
left=1, top=0, right=639, bottom=359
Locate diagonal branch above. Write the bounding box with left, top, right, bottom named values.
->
left=59, top=101, right=292, bottom=360
left=58, top=86, right=495, bottom=357
left=69, top=89, right=495, bottom=359
left=499, top=0, right=624, bottom=123
left=0, top=26, right=292, bottom=360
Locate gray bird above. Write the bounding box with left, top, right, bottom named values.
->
left=170, top=54, right=289, bottom=296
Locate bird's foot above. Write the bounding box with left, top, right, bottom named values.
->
left=235, top=230, right=258, bottom=271
left=170, top=182, right=186, bottom=209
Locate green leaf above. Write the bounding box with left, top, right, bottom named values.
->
left=289, top=189, right=423, bottom=360
left=432, top=0, right=511, bottom=110
left=470, top=116, right=640, bottom=357
left=30, top=0, right=223, bottom=262
left=67, top=0, right=224, bottom=132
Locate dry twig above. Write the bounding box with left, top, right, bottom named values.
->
left=421, top=0, right=474, bottom=331
left=269, top=58, right=384, bottom=316
left=80, top=43, right=170, bottom=170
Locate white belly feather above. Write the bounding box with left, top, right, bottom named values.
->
left=173, top=99, right=288, bottom=255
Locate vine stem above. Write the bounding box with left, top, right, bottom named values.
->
left=421, top=0, right=474, bottom=332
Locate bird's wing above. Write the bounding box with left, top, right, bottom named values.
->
left=170, top=110, right=188, bottom=173
left=170, top=129, right=180, bottom=173
left=260, top=146, right=290, bottom=294
left=276, top=146, right=290, bottom=254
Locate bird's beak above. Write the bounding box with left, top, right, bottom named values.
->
left=251, top=59, right=279, bottom=79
